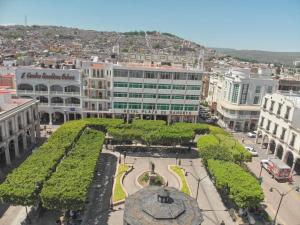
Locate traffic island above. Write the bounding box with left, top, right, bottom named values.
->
left=169, top=165, right=191, bottom=195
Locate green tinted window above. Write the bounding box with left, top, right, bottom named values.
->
left=129, top=93, right=142, bottom=98
left=186, top=95, right=199, bottom=100
left=157, top=104, right=170, bottom=110
left=172, top=95, right=184, bottom=99
left=129, top=83, right=143, bottom=88
left=144, top=83, right=157, bottom=89
left=143, top=103, right=156, bottom=110
left=184, top=104, right=198, bottom=111
left=171, top=104, right=184, bottom=110
left=114, top=102, right=127, bottom=109
left=158, top=94, right=170, bottom=99
left=143, top=93, right=157, bottom=98
left=128, top=103, right=142, bottom=109
left=186, top=85, right=201, bottom=90
left=114, top=82, right=128, bottom=88
left=172, top=84, right=185, bottom=90
left=114, top=92, right=127, bottom=97
left=158, top=84, right=172, bottom=89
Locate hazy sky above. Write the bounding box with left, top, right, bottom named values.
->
left=0, top=0, right=299, bottom=52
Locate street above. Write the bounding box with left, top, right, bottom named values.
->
left=234, top=132, right=300, bottom=225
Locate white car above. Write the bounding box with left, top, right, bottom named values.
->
left=245, top=146, right=258, bottom=156
left=247, top=132, right=256, bottom=138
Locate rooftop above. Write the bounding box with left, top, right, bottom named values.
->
left=0, top=94, right=35, bottom=115
left=124, top=186, right=203, bottom=225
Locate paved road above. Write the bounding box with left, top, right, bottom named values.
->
left=234, top=132, right=300, bottom=225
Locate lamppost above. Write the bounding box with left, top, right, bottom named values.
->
left=269, top=186, right=299, bottom=225
left=175, top=152, right=179, bottom=165
left=185, top=171, right=208, bottom=200
left=123, top=151, right=127, bottom=164
left=258, top=163, right=263, bottom=184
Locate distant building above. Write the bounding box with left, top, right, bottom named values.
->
left=0, top=94, right=40, bottom=167
left=124, top=186, right=204, bottom=225
left=207, top=67, right=278, bottom=131
left=256, top=91, right=300, bottom=176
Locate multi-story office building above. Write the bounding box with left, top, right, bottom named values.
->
left=207, top=68, right=278, bottom=131
left=257, top=92, right=300, bottom=176
left=0, top=94, right=40, bottom=168
left=111, top=64, right=203, bottom=123
left=15, top=63, right=204, bottom=124
left=16, top=68, right=83, bottom=124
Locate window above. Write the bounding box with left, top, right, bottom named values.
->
left=186, top=85, right=201, bottom=90
left=266, top=120, right=271, bottom=131
left=267, top=86, right=273, bottom=93
left=231, top=84, right=239, bottom=103
left=263, top=98, right=268, bottom=109
left=255, top=86, right=261, bottom=94
left=273, top=124, right=278, bottom=135
left=174, top=72, right=187, bottom=80
left=160, top=72, right=172, bottom=79
left=285, top=106, right=291, bottom=120
left=187, top=73, right=200, bottom=80
left=171, top=104, right=184, bottom=110
left=253, top=96, right=260, bottom=104
left=129, top=70, right=143, bottom=78
left=128, top=103, right=142, bottom=109
left=158, top=94, right=170, bottom=99
left=239, top=84, right=249, bottom=104
left=18, top=115, right=22, bottom=129
left=114, top=69, right=128, bottom=78
left=270, top=100, right=275, bottom=112
left=114, top=82, right=128, bottom=88
left=143, top=93, right=156, bottom=98
left=260, top=117, right=265, bottom=127
left=172, top=85, right=185, bottom=90
left=184, top=105, right=198, bottom=111
left=186, top=95, right=199, bottom=100
left=144, top=71, right=157, bottom=79
left=277, top=103, right=282, bottom=115
left=114, top=92, right=127, bottom=97
left=114, top=102, right=127, bottom=109
left=144, top=83, right=157, bottom=89
left=280, top=128, right=286, bottom=140
left=158, top=84, right=171, bottom=89
left=172, top=95, right=185, bottom=99
left=8, top=120, right=13, bottom=135
left=26, top=111, right=30, bottom=124
left=290, top=133, right=296, bottom=147
left=129, top=93, right=142, bottom=98
left=143, top=103, right=156, bottom=110
left=129, top=83, right=143, bottom=88
left=157, top=104, right=169, bottom=110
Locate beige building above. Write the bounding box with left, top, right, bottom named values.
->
left=0, top=94, right=40, bottom=168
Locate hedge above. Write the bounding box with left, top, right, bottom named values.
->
left=207, top=160, right=264, bottom=209
left=0, top=118, right=122, bottom=206
left=40, top=129, right=105, bottom=210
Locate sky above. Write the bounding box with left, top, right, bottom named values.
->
left=0, top=0, right=300, bottom=52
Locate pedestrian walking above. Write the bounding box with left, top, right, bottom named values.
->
left=220, top=220, right=225, bottom=225
left=242, top=137, right=245, bottom=143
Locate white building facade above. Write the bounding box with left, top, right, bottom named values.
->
left=0, top=94, right=40, bottom=168
left=256, top=92, right=300, bottom=176
left=15, top=64, right=204, bottom=124
left=207, top=68, right=278, bottom=131
left=16, top=68, right=83, bottom=124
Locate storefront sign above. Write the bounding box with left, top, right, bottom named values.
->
left=122, top=109, right=193, bottom=115
left=21, top=72, right=75, bottom=80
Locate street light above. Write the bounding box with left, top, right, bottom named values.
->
left=185, top=171, right=208, bottom=200
left=269, top=186, right=299, bottom=225
left=175, top=152, right=179, bottom=165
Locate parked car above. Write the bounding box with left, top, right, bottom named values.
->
left=247, top=131, right=256, bottom=138
left=206, top=118, right=217, bottom=124
left=245, top=146, right=258, bottom=156
left=253, top=130, right=262, bottom=137
left=260, top=159, right=270, bottom=171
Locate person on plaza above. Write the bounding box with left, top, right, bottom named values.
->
left=220, top=220, right=225, bottom=225
left=242, top=137, right=245, bottom=143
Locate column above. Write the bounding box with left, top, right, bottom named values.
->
left=49, top=112, right=53, bottom=125
left=64, top=113, right=67, bottom=123
left=14, top=137, right=20, bottom=158
left=126, top=113, right=129, bottom=123
left=154, top=115, right=157, bottom=120
left=36, top=124, right=41, bottom=139
left=266, top=142, right=270, bottom=154
left=194, top=115, right=197, bottom=124
left=167, top=115, right=171, bottom=125
left=30, top=126, right=35, bottom=144
left=23, top=133, right=28, bottom=150
left=4, top=145, right=11, bottom=166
